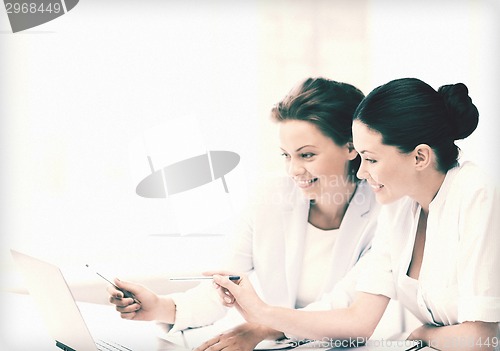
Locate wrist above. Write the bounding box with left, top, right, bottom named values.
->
left=251, top=323, right=285, bottom=341
left=408, top=324, right=433, bottom=344
left=254, top=303, right=276, bottom=327
left=157, top=296, right=176, bottom=324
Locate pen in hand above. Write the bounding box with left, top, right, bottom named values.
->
left=85, top=264, right=141, bottom=304
left=169, top=275, right=240, bottom=281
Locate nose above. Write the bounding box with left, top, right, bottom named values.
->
left=286, top=158, right=305, bottom=178
left=356, top=160, right=368, bottom=180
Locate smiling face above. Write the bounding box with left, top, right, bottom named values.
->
left=352, top=120, right=417, bottom=205
left=279, top=120, right=357, bottom=202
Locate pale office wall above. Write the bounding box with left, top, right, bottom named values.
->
left=256, top=0, right=500, bottom=178
left=366, top=0, right=500, bottom=177
left=0, top=0, right=262, bottom=285
left=1, top=0, right=499, bottom=288
left=0, top=0, right=374, bottom=286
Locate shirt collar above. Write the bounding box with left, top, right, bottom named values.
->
left=428, top=163, right=461, bottom=211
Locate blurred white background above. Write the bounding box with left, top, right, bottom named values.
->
left=1, top=0, right=499, bottom=289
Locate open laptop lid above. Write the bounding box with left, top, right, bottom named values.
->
left=11, top=250, right=98, bottom=351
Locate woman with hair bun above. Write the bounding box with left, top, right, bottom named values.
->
left=213, top=78, right=500, bottom=351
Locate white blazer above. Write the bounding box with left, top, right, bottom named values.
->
left=169, top=177, right=379, bottom=332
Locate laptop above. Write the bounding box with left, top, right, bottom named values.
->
left=10, top=250, right=433, bottom=351
left=10, top=250, right=186, bottom=351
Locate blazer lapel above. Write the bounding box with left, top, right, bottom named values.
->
left=321, top=181, right=375, bottom=293
left=282, top=189, right=310, bottom=307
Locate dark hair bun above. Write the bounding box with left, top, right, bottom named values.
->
left=437, top=83, right=479, bottom=140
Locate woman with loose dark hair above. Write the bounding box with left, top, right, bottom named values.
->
left=108, top=78, right=381, bottom=351
left=213, top=78, right=499, bottom=351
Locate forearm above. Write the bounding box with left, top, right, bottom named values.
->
left=408, top=322, right=499, bottom=351
left=258, top=305, right=374, bottom=341
left=155, top=296, right=177, bottom=324
left=214, top=277, right=387, bottom=342
left=252, top=324, right=286, bottom=341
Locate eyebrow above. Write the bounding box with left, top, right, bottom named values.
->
left=280, top=145, right=318, bottom=153
left=359, top=150, right=375, bottom=155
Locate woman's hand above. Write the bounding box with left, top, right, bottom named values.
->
left=408, top=321, right=499, bottom=351
left=193, top=323, right=285, bottom=351
left=212, top=274, right=269, bottom=325
left=107, top=278, right=169, bottom=322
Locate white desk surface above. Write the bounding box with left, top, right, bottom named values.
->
left=0, top=291, right=184, bottom=350
left=0, top=291, right=422, bottom=351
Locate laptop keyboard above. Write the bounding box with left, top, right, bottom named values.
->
left=96, top=339, right=133, bottom=351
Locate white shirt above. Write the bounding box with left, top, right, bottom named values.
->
left=169, top=178, right=379, bottom=332
left=357, top=162, right=500, bottom=325
left=295, top=224, right=339, bottom=308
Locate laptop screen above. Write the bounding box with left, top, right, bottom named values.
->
left=11, top=250, right=98, bottom=351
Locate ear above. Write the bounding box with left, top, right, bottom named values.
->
left=413, top=144, right=432, bottom=170
left=346, top=141, right=358, bottom=161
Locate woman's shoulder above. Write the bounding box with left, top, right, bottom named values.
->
left=449, top=161, right=497, bottom=195
left=247, top=176, right=306, bottom=209
left=437, top=162, right=498, bottom=214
